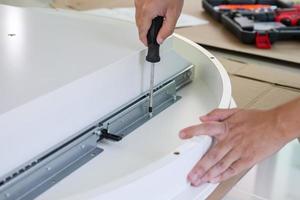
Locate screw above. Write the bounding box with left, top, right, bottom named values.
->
left=81, top=144, right=86, bottom=149
left=173, top=95, right=177, bottom=101
left=94, top=129, right=102, bottom=136
left=46, top=167, right=52, bottom=171
left=8, top=33, right=16, bottom=37
left=187, top=70, right=192, bottom=78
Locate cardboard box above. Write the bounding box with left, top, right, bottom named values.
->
left=218, top=57, right=300, bottom=109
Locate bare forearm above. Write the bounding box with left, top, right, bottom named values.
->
left=275, top=97, right=300, bottom=141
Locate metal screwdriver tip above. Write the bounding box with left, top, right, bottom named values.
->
left=149, top=63, right=155, bottom=118
left=149, top=107, right=153, bottom=118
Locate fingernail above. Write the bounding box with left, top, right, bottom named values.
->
left=188, top=172, right=197, bottom=182
left=179, top=131, right=185, bottom=138
left=157, top=37, right=163, bottom=44
left=210, top=177, right=219, bottom=183
left=191, top=177, right=203, bottom=187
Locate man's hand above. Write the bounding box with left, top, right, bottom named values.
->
left=135, top=0, right=184, bottom=46
left=179, top=108, right=295, bottom=186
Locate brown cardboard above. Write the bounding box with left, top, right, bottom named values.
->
left=217, top=57, right=300, bottom=89
left=249, top=87, right=300, bottom=109
left=216, top=58, right=245, bottom=74
left=217, top=57, right=300, bottom=108
left=230, top=76, right=273, bottom=108
left=233, top=63, right=300, bottom=89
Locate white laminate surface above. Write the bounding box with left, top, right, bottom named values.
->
left=0, top=5, right=232, bottom=200
left=37, top=63, right=220, bottom=200
left=0, top=5, right=143, bottom=115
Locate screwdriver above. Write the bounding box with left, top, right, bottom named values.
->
left=146, top=16, right=164, bottom=118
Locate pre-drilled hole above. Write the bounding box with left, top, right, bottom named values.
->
left=174, top=152, right=180, bottom=155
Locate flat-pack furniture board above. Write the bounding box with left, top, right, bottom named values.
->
left=0, top=5, right=232, bottom=200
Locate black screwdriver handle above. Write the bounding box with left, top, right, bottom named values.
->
left=146, top=16, right=164, bottom=63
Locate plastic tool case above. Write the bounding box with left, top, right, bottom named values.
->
left=202, top=0, right=300, bottom=48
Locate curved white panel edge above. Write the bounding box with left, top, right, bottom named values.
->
left=172, top=34, right=232, bottom=110
left=0, top=6, right=233, bottom=198
left=64, top=137, right=218, bottom=200
left=58, top=36, right=233, bottom=200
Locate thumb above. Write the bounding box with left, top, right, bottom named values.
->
left=179, top=121, right=227, bottom=139
left=200, top=108, right=239, bottom=122
left=157, top=11, right=178, bottom=44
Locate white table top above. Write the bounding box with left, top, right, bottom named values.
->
left=0, top=5, right=232, bottom=200
left=0, top=5, right=142, bottom=115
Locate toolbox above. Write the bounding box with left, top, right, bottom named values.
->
left=203, top=0, right=300, bottom=48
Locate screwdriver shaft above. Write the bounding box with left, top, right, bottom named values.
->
left=149, top=63, right=155, bottom=117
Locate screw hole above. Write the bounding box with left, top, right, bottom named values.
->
left=174, top=152, right=180, bottom=155
left=210, top=57, right=214, bottom=59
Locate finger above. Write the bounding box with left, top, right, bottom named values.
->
left=138, top=19, right=152, bottom=46
left=200, top=108, right=239, bottom=122
left=201, top=149, right=241, bottom=183
left=157, top=0, right=183, bottom=44
left=188, top=142, right=232, bottom=186
left=210, top=159, right=248, bottom=183
left=179, top=121, right=227, bottom=139
left=157, top=11, right=177, bottom=44
left=138, top=5, right=157, bottom=46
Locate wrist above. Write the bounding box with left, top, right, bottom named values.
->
left=272, top=106, right=300, bottom=142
